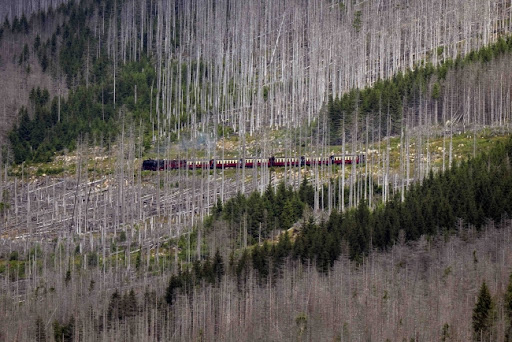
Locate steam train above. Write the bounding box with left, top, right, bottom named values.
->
left=142, top=154, right=365, bottom=171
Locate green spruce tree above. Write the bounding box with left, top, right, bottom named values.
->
left=505, top=274, right=512, bottom=341
left=212, top=250, right=224, bottom=284
left=35, top=316, right=46, bottom=342
left=472, top=281, right=495, bottom=341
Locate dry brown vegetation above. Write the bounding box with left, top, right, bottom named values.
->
left=1, top=1, right=512, bottom=340
left=1, top=220, right=511, bottom=341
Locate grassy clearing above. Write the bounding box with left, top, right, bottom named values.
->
left=5, top=125, right=511, bottom=182
left=372, top=130, right=510, bottom=173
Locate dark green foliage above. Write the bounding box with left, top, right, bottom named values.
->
left=87, top=252, right=98, bottom=267
left=7, top=0, right=197, bottom=164
left=165, top=271, right=189, bottom=305
left=165, top=252, right=226, bottom=305
left=135, top=249, right=142, bottom=270
left=106, top=289, right=120, bottom=321
left=64, top=269, right=71, bottom=285
left=3, top=17, right=9, bottom=31
left=507, top=274, right=512, bottom=321
left=161, top=137, right=512, bottom=300
left=34, top=35, right=41, bottom=51
left=230, top=139, right=512, bottom=273
left=299, top=175, right=315, bottom=208
left=252, top=242, right=269, bottom=282
left=107, top=289, right=138, bottom=323
left=236, top=249, right=250, bottom=285
left=6, top=1, right=163, bottom=163
left=206, top=180, right=313, bottom=245
left=353, top=10, right=362, bottom=32
left=212, top=250, right=224, bottom=283
left=472, top=281, right=495, bottom=341
left=10, top=17, right=18, bottom=32
left=35, top=316, right=46, bottom=342
left=506, top=274, right=512, bottom=341
left=432, top=82, right=441, bottom=99
left=20, top=14, right=29, bottom=34
left=40, top=53, right=48, bottom=72
left=9, top=251, right=19, bottom=261
left=272, top=232, right=292, bottom=274
left=124, top=289, right=138, bottom=318
left=0, top=201, right=9, bottom=216
left=9, top=57, right=156, bottom=163
left=11, top=15, right=30, bottom=34
left=118, top=231, right=127, bottom=242
left=441, top=323, right=450, bottom=342
left=19, top=44, right=29, bottom=66
left=202, top=257, right=215, bottom=283
left=328, top=35, right=512, bottom=144
left=53, top=317, right=74, bottom=342
left=328, top=140, right=511, bottom=266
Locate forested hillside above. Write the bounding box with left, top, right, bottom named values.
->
left=1, top=0, right=511, bottom=159
left=2, top=138, right=512, bottom=341
left=1, top=1, right=512, bottom=341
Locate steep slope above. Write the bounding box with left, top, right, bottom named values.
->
left=1, top=0, right=511, bottom=160
left=0, top=8, right=68, bottom=150
left=1, top=135, right=512, bottom=340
